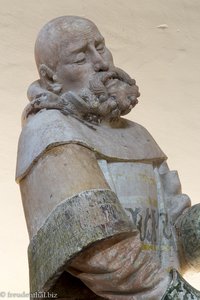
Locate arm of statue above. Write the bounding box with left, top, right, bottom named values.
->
left=175, top=204, right=200, bottom=272
left=20, top=143, right=137, bottom=294
left=20, top=142, right=171, bottom=298
left=157, top=161, right=200, bottom=273
left=67, top=228, right=170, bottom=300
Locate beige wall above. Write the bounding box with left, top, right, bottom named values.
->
left=0, top=0, right=199, bottom=294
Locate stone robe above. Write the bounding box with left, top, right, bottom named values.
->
left=16, top=109, right=191, bottom=299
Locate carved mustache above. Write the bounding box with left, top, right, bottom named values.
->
left=89, top=67, right=138, bottom=100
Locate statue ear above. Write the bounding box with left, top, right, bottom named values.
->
left=39, top=64, right=55, bottom=81
left=39, top=64, right=62, bottom=94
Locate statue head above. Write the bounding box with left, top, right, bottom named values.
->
left=35, top=16, right=115, bottom=94
left=30, top=16, right=140, bottom=122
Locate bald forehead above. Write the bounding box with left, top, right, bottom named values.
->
left=60, top=26, right=104, bottom=54
left=35, top=16, right=103, bottom=70
left=57, top=17, right=96, bottom=32
left=41, top=16, right=101, bottom=44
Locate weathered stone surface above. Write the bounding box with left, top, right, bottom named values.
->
left=16, top=109, right=167, bottom=182
left=16, top=15, right=200, bottom=299
left=176, top=204, right=200, bottom=271
left=28, top=189, right=136, bottom=293
left=20, top=144, right=110, bottom=238
left=162, top=269, right=200, bottom=299
left=49, top=272, right=106, bottom=299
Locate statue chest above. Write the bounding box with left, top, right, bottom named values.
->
left=98, top=161, right=158, bottom=242
left=98, top=160, right=180, bottom=270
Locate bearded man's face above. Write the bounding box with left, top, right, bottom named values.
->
left=39, top=19, right=139, bottom=121
left=54, top=20, right=114, bottom=94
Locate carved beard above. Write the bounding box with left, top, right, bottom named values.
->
left=24, top=67, right=140, bottom=125
left=77, top=67, right=140, bottom=123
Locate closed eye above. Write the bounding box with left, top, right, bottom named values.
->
left=74, top=53, right=86, bottom=64
left=96, top=41, right=105, bottom=54
left=75, top=57, right=86, bottom=64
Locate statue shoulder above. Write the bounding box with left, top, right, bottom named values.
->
left=112, top=117, right=167, bottom=163
left=16, top=110, right=167, bottom=182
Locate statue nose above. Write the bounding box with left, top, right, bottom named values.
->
left=94, top=61, right=109, bottom=72
left=90, top=46, right=110, bottom=72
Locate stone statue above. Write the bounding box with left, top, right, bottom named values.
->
left=16, top=16, right=200, bottom=299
